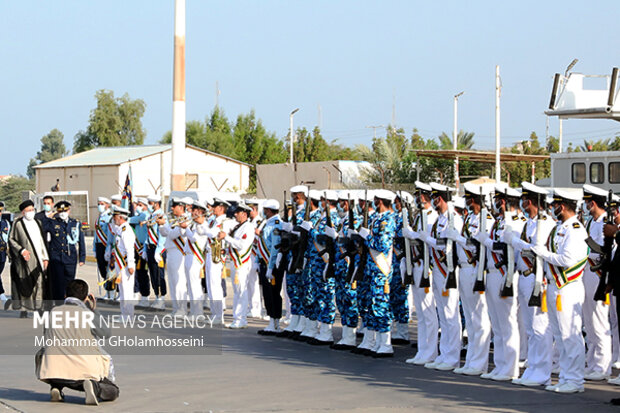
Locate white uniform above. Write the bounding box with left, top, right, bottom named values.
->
left=248, top=216, right=265, bottom=318
left=184, top=221, right=209, bottom=316
left=512, top=211, right=556, bottom=385
left=454, top=211, right=493, bottom=373
left=582, top=213, right=613, bottom=378
left=225, top=220, right=256, bottom=326
left=201, top=213, right=235, bottom=323
left=482, top=212, right=526, bottom=379
left=540, top=215, right=588, bottom=388
left=404, top=208, right=438, bottom=364
left=113, top=221, right=136, bottom=319
left=159, top=220, right=188, bottom=314
left=425, top=208, right=463, bottom=368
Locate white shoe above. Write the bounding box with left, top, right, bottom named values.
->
left=138, top=296, right=150, bottom=307
left=412, top=358, right=433, bottom=366
left=608, top=376, right=620, bottom=385
left=584, top=371, right=608, bottom=381
left=315, top=323, right=334, bottom=343
left=511, top=378, right=522, bottom=385
left=453, top=367, right=465, bottom=374
left=461, top=368, right=484, bottom=376
left=434, top=363, right=456, bottom=371
left=171, top=309, right=186, bottom=318
left=83, top=379, right=99, bottom=406
left=612, top=361, right=620, bottom=369
left=520, top=379, right=545, bottom=387
left=152, top=297, right=165, bottom=310
left=300, top=319, right=319, bottom=339
left=294, top=316, right=307, bottom=333
left=357, top=330, right=376, bottom=350
left=491, top=375, right=514, bottom=382
left=335, top=326, right=357, bottom=347
left=545, top=384, right=559, bottom=392
left=374, top=332, right=394, bottom=355
left=553, top=382, right=584, bottom=394
left=480, top=372, right=496, bottom=380
left=263, top=318, right=277, bottom=332
left=405, top=357, right=419, bottom=364
left=227, top=321, right=248, bottom=329
left=284, top=315, right=300, bottom=332
left=424, top=361, right=439, bottom=369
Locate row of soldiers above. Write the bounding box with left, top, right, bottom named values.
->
left=250, top=182, right=620, bottom=395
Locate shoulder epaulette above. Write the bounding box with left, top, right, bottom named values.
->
left=572, top=222, right=581, bottom=229
left=427, top=210, right=432, bottom=215
left=487, top=214, right=492, bottom=219
left=275, top=220, right=280, bottom=225
left=512, top=215, right=519, bottom=221
left=521, top=216, right=526, bottom=221
left=122, top=226, right=126, bottom=231
left=542, top=215, right=547, bottom=220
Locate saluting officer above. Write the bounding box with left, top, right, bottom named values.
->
left=43, top=201, right=85, bottom=302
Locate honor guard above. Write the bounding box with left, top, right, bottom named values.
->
left=0, top=202, right=10, bottom=306
left=354, top=190, right=377, bottom=341
left=531, top=189, right=588, bottom=393
left=403, top=181, right=439, bottom=365
left=184, top=200, right=209, bottom=317
left=43, top=201, right=85, bottom=302
left=390, top=191, right=413, bottom=345
left=246, top=198, right=264, bottom=319
left=331, top=191, right=361, bottom=350
left=445, top=183, right=493, bottom=376
left=419, top=183, right=463, bottom=370
left=602, top=196, right=620, bottom=386
left=147, top=195, right=167, bottom=309
left=160, top=197, right=191, bottom=317
left=93, top=197, right=112, bottom=298
left=509, top=182, right=556, bottom=387
left=110, top=206, right=136, bottom=319
left=256, top=199, right=284, bottom=335
left=221, top=202, right=255, bottom=328
left=129, top=198, right=151, bottom=306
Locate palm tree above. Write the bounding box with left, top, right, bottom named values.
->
left=438, top=130, right=475, bottom=150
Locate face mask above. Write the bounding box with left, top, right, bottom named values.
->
left=581, top=201, right=591, bottom=217
left=59, top=212, right=69, bottom=221
left=551, top=205, right=562, bottom=221
left=135, top=206, right=143, bottom=213
left=43, top=204, right=52, bottom=212
left=519, top=199, right=530, bottom=218
left=431, top=198, right=440, bottom=210
left=24, top=211, right=35, bottom=221
left=492, top=200, right=502, bottom=215
left=98, top=205, right=106, bottom=213
left=148, top=205, right=154, bottom=213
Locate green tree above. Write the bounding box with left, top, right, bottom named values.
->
left=27, top=129, right=67, bottom=178
left=438, top=130, right=475, bottom=150
left=0, top=176, right=35, bottom=212
left=73, top=90, right=146, bottom=153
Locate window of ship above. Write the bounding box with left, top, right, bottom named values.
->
left=571, top=162, right=586, bottom=184
left=610, top=162, right=620, bottom=184
left=590, top=162, right=604, bottom=184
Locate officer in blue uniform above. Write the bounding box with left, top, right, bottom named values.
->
left=43, top=201, right=85, bottom=302
left=257, top=199, right=283, bottom=335
left=0, top=202, right=10, bottom=305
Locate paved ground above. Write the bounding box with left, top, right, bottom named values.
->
left=0, top=243, right=619, bottom=412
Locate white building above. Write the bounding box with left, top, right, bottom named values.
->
left=34, top=144, right=251, bottom=228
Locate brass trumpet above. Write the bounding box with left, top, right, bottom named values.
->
left=169, top=214, right=192, bottom=228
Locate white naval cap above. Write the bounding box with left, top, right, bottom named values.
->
left=430, top=182, right=451, bottom=194
left=494, top=184, right=520, bottom=198
left=110, top=194, right=122, bottom=202
left=415, top=181, right=432, bottom=193
left=552, top=188, right=583, bottom=203
left=374, top=189, right=396, bottom=202
left=452, top=196, right=466, bottom=210
left=147, top=194, right=161, bottom=203
left=582, top=184, right=608, bottom=200
left=136, top=197, right=149, bottom=206
left=290, top=185, right=309, bottom=196
left=192, top=199, right=207, bottom=210
left=463, top=182, right=489, bottom=197
left=182, top=196, right=194, bottom=206
left=97, top=197, right=111, bottom=204
left=337, top=190, right=350, bottom=201
left=245, top=198, right=260, bottom=205
left=234, top=202, right=252, bottom=213
left=396, top=191, right=414, bottom=204
left=111, top=205, right=130, bottom=217
left=212, top=197, right=231, bottom=207
left=263, top=199, right=280, bottom=211
left=323, top=190, right=339, bottom=202
left=521, top=182, right=549, bottom=197
left=171, top=196, right=186, bottom=205
left=308, top=189, right=322, bottom=201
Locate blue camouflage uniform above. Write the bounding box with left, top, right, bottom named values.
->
left=357, top=209, right=376, bottom=328
left=129, top=210, right=150, bottom=296
left=261, top=213, right=283, bottom=318
left=0, top=218, right=10, bottom=295
left=364, top=210, right=396, bottom=333
left=285, top=205, right=305, bottom=317
left=312, top=208, right=340, bottom=324
left=146, top=208, right=167, bottom=297
left=300, top=208, right=322, bottom=319
left=389, top=210, right=410, bottom=324
left=44, top=216, right=85, bottom=301
left=335, top=209, right=360, bottom=328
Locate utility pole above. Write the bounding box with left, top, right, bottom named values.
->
left=495, top=65, right=501, bottom=184
left=171, top=0, right=186, bottom=192
left=215, top=81, right=220, bottom=108
left=366, top=125, right=385, bottom=140
left=289, top=108, right=299, bottom=163
left=453, top=91, right=464, bottom=190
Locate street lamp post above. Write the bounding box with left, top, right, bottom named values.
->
left=453, top=91, right=464, bottom=190
left=289, top=108, right=299, bottom=163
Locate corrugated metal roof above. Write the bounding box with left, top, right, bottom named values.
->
left=35, top=144, right=251, bottom=168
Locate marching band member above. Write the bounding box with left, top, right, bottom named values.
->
left=110, top=206, right=135, bottom=320
left=184, top=200, right=209, bottom=317
left=246, top=198, right=264, bottom=319
left=147, top=195, right=167, bottom=309
left=129, top=197, right=151, bottom=307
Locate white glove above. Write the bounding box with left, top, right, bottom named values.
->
left=324, top=226, right=337, bottom=240
left=322, top=264, right=329, bottom=281
left=474, top=230, right=489, bottom=244
left=141, top=248, right=147, bottom=260
left=444, top=228, right=460, bottom=241
left=275, top=252, right=282, bottom=268
left=104, top=250, right=111, bottom=262
left=399, top=258, right=406, bottom=280
left=402, top=225, right=415, bottom=239
left=266, top=268, right=274, bottom=282
left=300, top=221, right=312, bottom=231
left=322, top=252, right=330, bottom=263
left=154, top=252, right=163, bottom=265
left=418, top=230, right=430, bottom=242
left=358, top=227, right=370, bottom=240
left=502, top=229, right=514, bottom=244
left=348, top=229, right=358, bottom=237
left=531, top=244, right=550, bottom=260
left=281, top=222, right=293, bottom=233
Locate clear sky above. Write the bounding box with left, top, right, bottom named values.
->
left=2, top=0, right=619, bottom=176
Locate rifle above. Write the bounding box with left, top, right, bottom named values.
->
left=473, top=187, right=487, bottom=292
left=400, top=192, right=414, bottom=285
left=348, top=190, right=369, bottom=286
left=593, top=190, right=615, bottom=301
left=528, top=192, right=544, bottom=307
left=274, top=191, right=292, bottom=277
left=345, top=195, right=358, bottom=283
left=500, top=206, right=516, bottom=297
left=443, top=202, right=457, bottom=289
left=317, top=192, right=337, bottom=279
left=290, top=192, right=312, bottom=273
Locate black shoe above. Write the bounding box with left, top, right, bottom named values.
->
left=19, top=311, right=28, bottom=319
left=611, top=398, right=620, bottom=406
left=3, top=299, right=12, bottom=311
left=362, top=349, right=376, bottom=357
left=309, top=338, right=333, bottom=346
left=288, top=331, right=301, bottom=339
left=258, top=329, right=277, bottom=336
left=411, top=342, right=418, bottom=349
left=275, top=330, right=292, bottom=338
left=356, top=332, right=364, bottom=338
left=391, top=338, right=410, bottom=345
left=372, top=352, right=394, bottom=358
left=331, top=343, right=356, bottom=350
left=351, top=347, right=366, bottom=354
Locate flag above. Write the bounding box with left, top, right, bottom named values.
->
left=122, top=166, right=134, bottom=215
